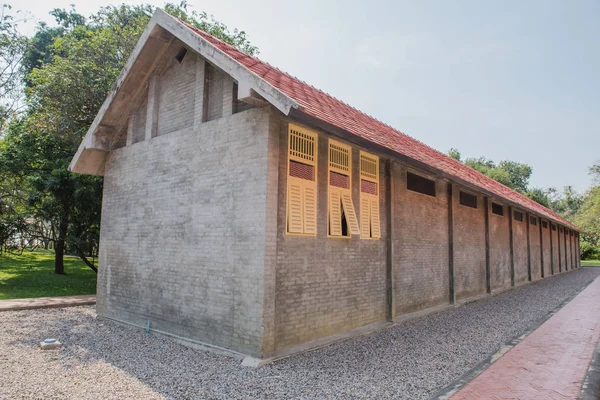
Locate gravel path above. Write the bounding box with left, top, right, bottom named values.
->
left=1, top=268, right=599, bottom=400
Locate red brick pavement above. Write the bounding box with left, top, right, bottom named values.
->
left=0, top=295, right=96, bottom=311
left=452, top=277, right=600, bottom=400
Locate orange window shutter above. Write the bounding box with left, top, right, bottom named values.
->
left=341, top=191, right=360, bottom=235
left=329, top=189, right=342, bottom=236
left=303, top=181, right=317, bottom=235
left=360, top=195, right=371, bottom=239
left=287, top=179, right=304, bottom=234
left=370, top=197, right=381, bottom=238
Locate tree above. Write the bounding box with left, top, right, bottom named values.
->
left=0, top=5, right=27, bottom=131
left=0, top=3, right=258, bottom=274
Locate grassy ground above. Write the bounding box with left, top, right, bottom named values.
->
left=581, top=259, right=600, bottom=267
left=0, top=252, right=96, bottom=300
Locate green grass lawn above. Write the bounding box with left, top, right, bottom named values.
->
left=581, top=259, right=600, bottom=267
left=0, top=252, right=97, bottom=300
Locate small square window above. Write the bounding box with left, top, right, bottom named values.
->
left=459, top=191, right=477, bottom=208
left=542, top=221, right=548, bottom=229
left=407, top=172, right=436, bottom=197
left=530, top=216, right=537, bottom=226
left=552, top=224, right=557, bottom=231
left=513, top=211, right=523, bottom=222
left=491, top=202, right=504, bottom=216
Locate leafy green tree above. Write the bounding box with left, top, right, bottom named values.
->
left=0, top=3, right=258, bottom=274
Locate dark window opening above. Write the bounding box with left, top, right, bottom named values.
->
left=530, top=216, right=537, bottom=226
left=407, top=172, right=436, bottom=197
left=552, top=224, right=557, bottom=231
left=542, top=221, right=548, bottom=229
left=459, top=191, right=477, bottom=208
left=341, top=210, right=348, bottom=236
left=175, top=47, right=187, bottom=63
left=559, top=227, right=563, bottom=233
left=492, top=202, right=504, bottom=216
left=514, top=211, right=523, bottom=222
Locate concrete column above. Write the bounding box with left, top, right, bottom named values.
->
left=385, top=160, right=395, bottom=320
left=526, top=212, right=532, bottom=282
left=193, top=57, right=205, bottom=130
left=484, top=197, right=491, bottom=293
left=539, top=219, right=544, bottom=278
left=145, top=76, right=160, bottom=141
left=509, top=206, right=515, bottom=286
left=447, top=182, right=455, bottom=304
left=222, top=78, right=234, bottom=119
left=126, top=115, right=134, bottom=146
left=550, top=224, right=555, bottom=275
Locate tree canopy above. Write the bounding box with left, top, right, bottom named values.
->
left=0, top=2, right=258, bottom=273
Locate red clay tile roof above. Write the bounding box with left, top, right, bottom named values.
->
left=183, top=22, right=577, bottom=230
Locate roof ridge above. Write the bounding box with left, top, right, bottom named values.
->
left=178, top=18, right=578, bottom=230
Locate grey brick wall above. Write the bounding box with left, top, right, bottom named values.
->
left=393, top=165, right=450, bottom=315
left=453, top=188, right=486, bottom=300
left=529, top=216, right=542, bottom=280
left=512, top=211, right=528, bottom=285
left=157, top=53, right=196, bottom=136
left=489, top=202, right=511, bottom=291
left=98, top=97, right=273, bottom=357
left=541, top=222, right=552, bottom=276
left=273, top=118, right=387, bottom=352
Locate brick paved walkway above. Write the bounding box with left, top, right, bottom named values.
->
left=452, top=276, right=600, bottom=400
left=0, top=295, right=96, bottom=312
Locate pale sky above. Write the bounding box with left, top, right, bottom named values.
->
left=11, top=0, right=600, bottom=193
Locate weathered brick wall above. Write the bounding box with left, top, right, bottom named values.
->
left=541, top=222, right=551, bottom=276
left=393, top=165, right=450, bottom=314
left=98, top=106, right=273, bottom=358
left=558, top=229, right=565, bottom=272
left=156, top=53, right=196, bottom=136
left=529, top=216, right=542, bottom=280
left=512, top=211, right=529, bottom=285
left=452, top=187, right=486, bottom=300
left=565, top=230, right=572, bottom=270
left=273, top=118, right=387, bottom=352
left=489, top=202, right=511, bottom=291
left=551, top=227, right=560, bottom=273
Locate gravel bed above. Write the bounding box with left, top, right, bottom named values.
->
left=1, top=268, right=599, bottom=400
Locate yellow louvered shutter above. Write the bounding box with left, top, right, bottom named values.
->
left=329, top=189, right=342, bottom=237
left=370, top=197, right=381, bottom=238
left=341, top=191, right=360, bottom=235
left=286, top=124, right=318, bottom=236
left=287, top=178, right=304, bottom=234
left=303, top=181, right=317, bottom=235
left=360, top=151, right=380, bottom=239
left=360, top=195, right=371, bottom=239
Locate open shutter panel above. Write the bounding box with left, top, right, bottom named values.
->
left=360, top=195, right=371, bottom=239
left=341, top=191, right=360, bottom=235
left=303, top=181, right=317, bottom=235
left=287, top=178, right=304, bottom=234
left=329, top=189, right=342, bottom=236
left=370, top=197, right=381, bottom=238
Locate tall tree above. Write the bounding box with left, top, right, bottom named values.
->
left=0, top=3, right=258, bottom=274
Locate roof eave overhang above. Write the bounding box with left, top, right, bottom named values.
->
left=69, top=8, right=298, bottom=175
left=288, top=108, right=581, bottom=232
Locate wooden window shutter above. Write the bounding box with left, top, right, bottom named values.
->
left=341, top=191, right=360, bottom=235
left=328, top=140, right=359, bottom=237
left=370, top=197, right=381, bottom=238
left=360, top=151, right=380, bottom=239
left=286, top=124, right=318, bottom=236
left=329, top=188, right=342, bottom=236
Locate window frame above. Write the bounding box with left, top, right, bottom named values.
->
left=513, top=210, right=524, bottom=222
left=459, top=190, right=478, bottom=209
left=406, top=171, right=436, bottom=197
left=359, top=151, right=381, bottom=240
left=491, top=202, right=504, bottom=216
left=285, top=123, right=318, bottom=237
left=327, top=139, right=359, bottom=238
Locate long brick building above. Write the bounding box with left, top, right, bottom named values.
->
left=70, top=9, right=581, bottom=360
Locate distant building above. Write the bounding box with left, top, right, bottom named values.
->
left=70, top=9, right=581, bottom=360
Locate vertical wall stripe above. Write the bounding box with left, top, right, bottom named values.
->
left=385, top=160, right=394, bottom=321
left=144, top=75, right=160, bottom=141
left=447, top=182, right=455, bottom=304
left=539, top=219, right=544, bottom=278
left=526, top=212, right=532, bottom=282
left=550, top=224, right=555, bottom=275
left=508, top=206, right=515, bottom=287
left=558, top=227, right=562, bottom=272
left=484, top=197, right=491, bottom=293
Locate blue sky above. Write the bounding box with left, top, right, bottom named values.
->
left=14, top=0, right=600, bottom=192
